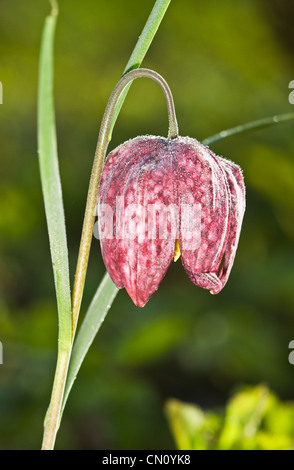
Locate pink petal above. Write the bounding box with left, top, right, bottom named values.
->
left=176, top=138, right=230, bottom=292
left=210, top=155, right=245, bottom=294
left=98, top=136, right=177, bottom=307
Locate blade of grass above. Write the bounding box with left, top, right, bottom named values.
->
left=37, top=2, right=71, bottom=347
left=38, top=2, right=72, bottom=450
left=62, top=273, right=118, bottom=414
left=64, top=0, right=172, bottom=412
left=202, top=112, right=294, bottom=146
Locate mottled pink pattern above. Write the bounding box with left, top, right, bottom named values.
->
left=98, top=135, right=245, bottom=306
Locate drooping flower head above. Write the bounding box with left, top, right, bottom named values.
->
left=98, top=135, right=245, bottom=307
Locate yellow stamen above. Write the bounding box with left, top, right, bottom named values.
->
left=173, top=239, right=181, bottom=262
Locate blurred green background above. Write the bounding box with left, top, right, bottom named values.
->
left=0, top=0, right=294, bottom=450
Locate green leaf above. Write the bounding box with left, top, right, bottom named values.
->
left=166, top=385, right=294, bottom=451
left=38, top=2, right=74, bottom=450
left=165, top=399, right=221, bottom=450
left=37, top=4, right=71, bottom=347
left=202, top=112, right=294, bottom=146
left=217, top=384, right=271, bottom=450
left=62, top=273, right=117, bottom=412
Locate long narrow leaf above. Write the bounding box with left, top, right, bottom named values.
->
left=202, top=112, right=294, bottom=146
left=37, top=6, right=72, bottom=347
left=65, top=109, right=294, bottom=408
left=62, top=273, right=117, bottom=412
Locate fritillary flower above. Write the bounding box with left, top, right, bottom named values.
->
left=98, top=135, right=245, bottom=307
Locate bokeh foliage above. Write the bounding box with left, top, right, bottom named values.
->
left=0, top=0, right=294, bottom=449
left=166, top=384, right=294, bottom=450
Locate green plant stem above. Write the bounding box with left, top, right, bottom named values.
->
left=41, top=349, right=71, bottom=449
left=71, top=68, right=178, bottom=338
left=38, top=2, right=72, bottom=450
left=202, top=112, right=294, bottom=146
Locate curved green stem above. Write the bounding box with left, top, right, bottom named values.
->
left=202, top=112, right=294, bottom=146
left=72, top=68, right=178, bottom=337
left=108, top=0, right=172, bottom=139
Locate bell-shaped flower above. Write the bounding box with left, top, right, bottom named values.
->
left=98, top=135, right=245, bottom=307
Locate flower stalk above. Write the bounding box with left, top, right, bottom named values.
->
left=72, top=68, right=179, bottom=336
